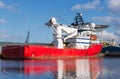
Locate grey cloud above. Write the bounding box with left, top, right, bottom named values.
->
left=0, top=0, right=18, bottom=12
left=93, top=16, right=120, bottom=25
left=98, top=31, right=120, bottom=43
left=107, top=0, right=120, bottom=14
left=0, top=1, right=5, bottom=8
left=71, top=0, right=100, bottom=11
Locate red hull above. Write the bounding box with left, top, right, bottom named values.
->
left=2, top=44, right=102, bottom=59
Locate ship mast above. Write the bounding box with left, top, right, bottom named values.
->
left=71, top=13, right=84, bottom=30
left=25, top=31, right=30, bottom=44
left=75, top=13, right=84, bottom=26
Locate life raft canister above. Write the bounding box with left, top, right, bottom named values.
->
left=90, top=35, right=97, bottom=40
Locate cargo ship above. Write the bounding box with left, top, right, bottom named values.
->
left=2, top=13, right=102, bottom=59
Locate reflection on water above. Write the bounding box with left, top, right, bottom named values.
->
left=0, top=58, right=120, bottom=79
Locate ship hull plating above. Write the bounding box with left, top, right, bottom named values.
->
left=2, top=44, right=102, bottom=59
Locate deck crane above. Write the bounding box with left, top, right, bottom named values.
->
left=46, top=17, right=77, bottom=49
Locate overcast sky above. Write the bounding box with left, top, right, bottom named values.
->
left=0, top=0, right=120, bottom=43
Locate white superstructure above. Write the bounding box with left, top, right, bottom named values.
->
left=46, top=13, right=100, bottom=49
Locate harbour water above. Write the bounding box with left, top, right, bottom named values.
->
left=0, top=57, right=120, bottom=79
